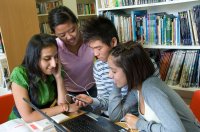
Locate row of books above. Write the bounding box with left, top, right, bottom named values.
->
left=102, top=4, right=200, bottom=45
left=40, top=22, right=51, bottom=34
left=100, top=0, right=174, bottom=8
left=160, top=50, right=200, bottom=88
left=77, top=3, right=96, bottom=15
left=0, top=32, right=5, bottom=53
left=36, top=0, right=62, bottom=14
left=0, top=29, right=9, bottom=89
left=104, top=11, right=133, bottom=42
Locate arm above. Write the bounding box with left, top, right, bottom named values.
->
left=91, top=61, right=113, bottom=110
left=52, top=62, right=71, bottom=104
left=135, top=83, right=186, bottom=132
left=12, top=66, right=79, bottom=123
left=108, top=88, right=138, bottom=122
left=12, top=82, right=66, bottom=122
left=74, top=61, right=111, bottom=110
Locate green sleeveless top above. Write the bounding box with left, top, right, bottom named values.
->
left=8, top=65, right=57, bottom=120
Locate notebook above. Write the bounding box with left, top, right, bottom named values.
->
left=29, top=113, right=69, bottom=131
left=23, top=98, right=127, bottom=132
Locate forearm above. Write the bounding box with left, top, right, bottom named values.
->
left=108, top=88, right=125, bottom=121
left=55, top=76, right=70, bottom=104
left=91, top=96, right=109, bottom=110
left=109, top=89, right=137, bottom=122
left=22, top=105, right=64, bottom=123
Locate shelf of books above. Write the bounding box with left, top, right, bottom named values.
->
left=97, top=0, right=200, bottom=11
left=77, top=0, right=97, bottom=25
left=36, top=0, right=63, bottom=34
left=96, top=0, right=200, bottom=92
left=0, top=27, right=10, bottom=89
left=77, top=2, right=96, bottom=16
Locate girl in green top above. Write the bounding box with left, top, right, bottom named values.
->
left=9, top=34, right=79, bottom=122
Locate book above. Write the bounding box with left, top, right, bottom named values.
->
left=30, top=113, right=69, bottom=131
left=0, top=118, right=31, bottom=132
left=0, top=56, right=9, bottom=88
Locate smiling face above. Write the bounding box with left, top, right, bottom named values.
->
left=108, top=55, right=127, bottom=88
left=39, top=45, right=58, bottom=75
left=54, top=22, right=79, bottom=46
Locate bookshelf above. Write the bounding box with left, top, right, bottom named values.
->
left=0, top=0, right=39, bottom=89
left=96, top=0, right=200, bottom=101
left=36, top=0, right=63, bottom=34
left=0, top=28, right=9, bottom=88
left=77, top=0, right=97, bottom=17
left=76, top=0, right=97, bottom=25
left=0, top=0, right=39, bottom=72
left=54, top=0, right=97, bottom=25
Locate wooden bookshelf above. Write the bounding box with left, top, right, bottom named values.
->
left=95, top=0, right=200, bottom=102
left=0, top=0, right=40, bottom=72
left=36, top=0, right=63, bottom=34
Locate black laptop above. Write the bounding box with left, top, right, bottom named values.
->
left=23, top=98, right=127, bottom=132
left=60, top=112, right=127, bottom=132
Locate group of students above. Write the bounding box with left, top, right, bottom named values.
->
left=8, top=6, right=200, bottom=132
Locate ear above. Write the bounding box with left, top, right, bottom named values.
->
left=111, top=37, right=118, bottom=47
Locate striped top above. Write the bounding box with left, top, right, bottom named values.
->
left=91, top=58, right=160, bottom=113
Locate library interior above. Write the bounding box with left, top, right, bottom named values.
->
left=0, top=0, right=200, bottom=132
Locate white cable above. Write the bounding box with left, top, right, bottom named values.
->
left=62, top=69, right=95, bottom=97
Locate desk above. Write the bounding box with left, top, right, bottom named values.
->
left=0, top=111, right=138, bottom=132
left=116, top=122, right=138, bottom=132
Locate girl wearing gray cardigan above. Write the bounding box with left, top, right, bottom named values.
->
left=107, top=42, right=200, bottom=132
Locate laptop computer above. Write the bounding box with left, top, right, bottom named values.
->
left=23, top=98, right=127, bottom=132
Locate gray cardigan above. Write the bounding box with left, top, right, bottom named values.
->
left=108, top=77, right=200, bottom=132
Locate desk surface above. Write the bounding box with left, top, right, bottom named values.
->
left=0, top=111, right=138, bottom=132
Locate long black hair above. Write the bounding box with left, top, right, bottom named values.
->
left=22, top=34, right=57, bottom=106
left=109, top=41, right=155, bottom=91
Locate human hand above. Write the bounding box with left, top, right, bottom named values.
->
left=68, top=103, right=80, bottom=113
left=52, top=61, right=62, bottom=79
left=74, top=94, right=93, bottom=107
left=125, top=113, right=139, bottom=129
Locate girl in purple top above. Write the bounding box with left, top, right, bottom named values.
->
left=48, top=6, right=97, bottom=98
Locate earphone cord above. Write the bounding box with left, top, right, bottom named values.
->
left=62, top=69, right=95, bottom=97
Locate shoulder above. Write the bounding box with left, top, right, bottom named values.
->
left=56, top=38, right=65, bottom=50
left=10, top=65, right=29, bottom=89
left=94, top=60, right=108, bottom=68
left=11, top=65, right=27, bottom=77
left=94, top=60, right=109, bottom=72
left=142, top=77, right=168, bottom=97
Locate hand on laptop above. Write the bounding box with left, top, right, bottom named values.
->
left=74, top=94, right=93, bottom=107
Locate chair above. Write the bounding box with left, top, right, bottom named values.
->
left=0, top=93, right=14, bottom=124
left=190, top=90, right=200, bottom=122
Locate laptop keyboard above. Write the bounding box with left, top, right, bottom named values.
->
left=61, top=114, right=105, bottom=132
